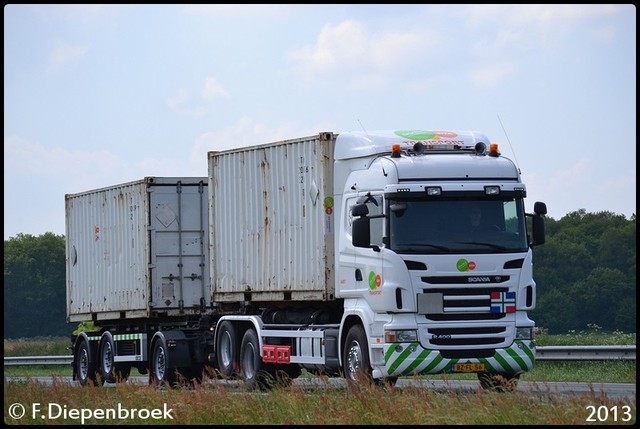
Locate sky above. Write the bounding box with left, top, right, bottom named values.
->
left=3, top=4, right=637, bottom=240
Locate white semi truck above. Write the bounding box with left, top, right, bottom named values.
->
left=66, top=129, right=546, bottom=390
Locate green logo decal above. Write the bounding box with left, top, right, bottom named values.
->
left=457, top=259, right=476, bottom=271
left=368, top=271, right=377, bottom=290
left=394, top=130, right=436, bottom=140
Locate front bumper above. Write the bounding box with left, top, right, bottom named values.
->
left=381, top=339, right=536, bottom=377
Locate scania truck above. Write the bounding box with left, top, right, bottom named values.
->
left=66, top=129, right=546, bottom=390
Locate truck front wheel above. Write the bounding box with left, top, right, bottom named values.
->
left=343, top=325, right=373, bottom=386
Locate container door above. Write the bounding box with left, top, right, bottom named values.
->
left=149, top=180, right=209, bottom=313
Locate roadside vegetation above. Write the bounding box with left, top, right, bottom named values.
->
left=4, top=331, right=636, bottom=425
left=4, top=371, right=636, bottom=425
left=4, top=330, right=636, bottom=383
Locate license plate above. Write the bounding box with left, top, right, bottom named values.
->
left=452, top=363, right=485, bottom=372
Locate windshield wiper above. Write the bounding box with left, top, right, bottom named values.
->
left=456, top=241, right=507, bottom=250
left=396, top=243, right=450, bottom=252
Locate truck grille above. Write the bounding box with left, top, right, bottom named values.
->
left=417, top=286, right=514, bottom=349
left=420, top=286, right=509, bottom=321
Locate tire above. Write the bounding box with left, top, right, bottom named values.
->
left=240, top=328, right=269, bottom=390
left=75, top=339, right=101, bottom=387
left=477, top=372, right=520, bottom=392
left=343, top=325, right=374, bottom=386
left=150, top=337, right=176, bottom=387
left=216, top=321, right=238, bottom=379
left=98, top=335, right=116, bottom=383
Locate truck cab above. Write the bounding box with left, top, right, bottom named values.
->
left=334, top=130, right=546, bottom=388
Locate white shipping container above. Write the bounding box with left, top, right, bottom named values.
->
left=208, top=133, right=336, bottom=303
left=65, top=177, right=209, bottom=322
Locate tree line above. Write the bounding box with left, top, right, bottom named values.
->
left=3, top=209, right=636, bottom=338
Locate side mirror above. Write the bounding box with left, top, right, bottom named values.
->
left=351, top=204, right=369, bottom=217
left=352, top=217, right=371, bottom=248
left=531, top=201, right=546, bottom=246
left=534, top=201, right=547, bottom=216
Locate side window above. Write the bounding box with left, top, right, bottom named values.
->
left=367, top=195, right=384, bottom=247
left=503, top=200, right=518, bottom=233
left=345, top=197, right=356, bottom=238
left=345, top=194, right=384, bottom=247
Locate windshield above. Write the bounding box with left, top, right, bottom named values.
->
left=388, top=198, right=528, bottom=254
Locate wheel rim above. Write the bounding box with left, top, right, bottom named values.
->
left=78, top=346, right=89, bottom=380
left=102, top=342, right=113, bottom=374
left=220, top=331, right=232, bottom=368
left=154, top=345, right=166, bottom=381
left=346, top=340, right=363, bottom=381
left=242, top=342, right=256, bottom=380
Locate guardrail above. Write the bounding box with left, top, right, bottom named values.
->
left=3, top=346, right=635, bottom=366
left=535, top=345, right=635, bottom=361
left=4, top=355, right=72, bottom=366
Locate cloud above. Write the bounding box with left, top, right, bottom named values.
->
left=167, top=88, right=207, bottom=118
left=202, top=76, right=229, bottom=101
left=46, top=41, right=89, bottom=76
left=288, top=19, right=436, bottom=88
left=189, top=118, right=309, bottom=167
left=168, top=76, right=229, bottom=117
left=3, top=135, right=192, bottom=194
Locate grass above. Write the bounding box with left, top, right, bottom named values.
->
left=3, top=332, right=636, bottom=425
left=4, top=375, right=636, bottom=425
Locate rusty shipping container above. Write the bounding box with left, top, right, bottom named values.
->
left=208, top=133, right=336, bottom=303
left=65, top=177, right=209, bottom=322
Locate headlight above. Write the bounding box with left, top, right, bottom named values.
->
left=515, top=327, right=533, bottom=340
left=384, top=330, right=418, bottom=343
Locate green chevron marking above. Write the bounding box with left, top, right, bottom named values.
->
left=384, top=343, right=401, bottom=362
left=388, top=343, right=419, bottom=374
left=402, top=349, right=431, bottom=375
left=494, top=352, right=514, bottom=373
left=505, top=346, right=527, bottom=370
left=424, top=352, right=445, bottom=372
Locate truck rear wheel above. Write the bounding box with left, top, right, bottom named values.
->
left=216, top=321, right=238, bottom=378
left=343, top=325, right=374, bottom=386
left=240, top=328, right=269, bottom=390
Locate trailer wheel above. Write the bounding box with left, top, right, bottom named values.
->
left=75, top=339, right=101, bottom=387
left=216, top=321, right=238, bottom=378
left=240, top=328, right=269, bottom=390
left=98, top=334, right=131, bottom=383
left=98, top=335, right=117, bottom=383
left=343, top=325, right=373, bottom=386
left=150, top=337, right=176, bottom=387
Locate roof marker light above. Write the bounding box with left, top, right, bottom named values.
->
left=391, top=144, right=401, bottom=158
left=426, top=186, right=442, bottom=196
left=485, top=186, right=500, bottom=195
left=489, top=143, right=500, bottom=157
